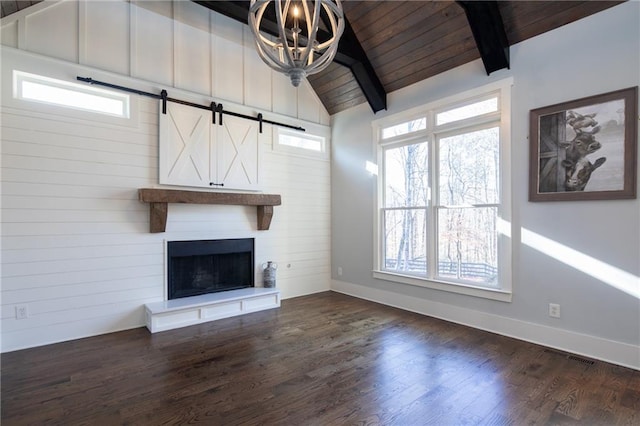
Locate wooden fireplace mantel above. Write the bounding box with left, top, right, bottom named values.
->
left=138, top=188, right=282, bottom=233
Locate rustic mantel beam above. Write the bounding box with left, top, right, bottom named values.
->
left=149, top=202, right=169, bottom=234
left=138, top=188, right=282, bottom=232
left=256, top=205, right=274, bottom=231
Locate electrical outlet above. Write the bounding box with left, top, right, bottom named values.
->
left=549, top=303, right=561, bottom=318
left=337, top=266, right=343, bottom=277
left=15, top=305, right=28, bottom=320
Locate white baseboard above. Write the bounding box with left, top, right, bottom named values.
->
left=331, top=279, right=640, bottom=371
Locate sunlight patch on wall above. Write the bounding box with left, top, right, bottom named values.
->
left=521, top=227, right=640, bottom=299
left=497, top=218, right=511, bottom=239
left=365, top=160, right=378, bottom=176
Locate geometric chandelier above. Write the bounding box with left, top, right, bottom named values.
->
left=248, top=0, right=345, bottom=87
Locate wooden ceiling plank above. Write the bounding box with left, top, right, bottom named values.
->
left=380, top=32, right=478, bottom=88
left=502, top=1, right=584, bottom=44
left=16, top=0, right=35, bottom=11
left=307, top=63, right=351, bottom=88
left=2, top=1, right=19, bottom=18
left=386, top=48, right=480, bottom=93
left=505, top=1, right=624, bottom=44
left=346, top=1, right=407, bottom=42
left=329, top=94, right=369, bottom=114
left=359, top=1, right=451, bottom=51
left=309, top=69, right=360, bottom=96
left=322, top=81, right=364, bottom=103
left=364, top=2, right=468, bottom=63
left=342, top=1, right=381, bottom=24
left=387, top=32, right=476, bottom=78
left=372, top=13, right=471, bottom=74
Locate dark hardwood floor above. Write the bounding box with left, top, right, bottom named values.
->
left=2, top=292, right=639, bottom=425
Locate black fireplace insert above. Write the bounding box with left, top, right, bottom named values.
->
left=167, top=239, right=254, bottom=300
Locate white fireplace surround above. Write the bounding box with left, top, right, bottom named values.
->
left=144, top=287, right=280, bottom=333
left=144, top=239, right=281, bottom=333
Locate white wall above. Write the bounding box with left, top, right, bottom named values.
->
left=0, top=1, right=329, bottom=125
left=331, top=2, right=640, bottom=369
left=0, top=1, right=331, bottom=352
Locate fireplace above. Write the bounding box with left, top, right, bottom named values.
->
left=167, top=239, right=254, bottom=300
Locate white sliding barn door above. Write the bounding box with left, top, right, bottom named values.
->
left=159, top=101, right=213, bottom=187
left=217, top=115, right=260, bottom=191
left=159, top=101, right=261, bottom=190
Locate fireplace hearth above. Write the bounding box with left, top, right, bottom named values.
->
left=167, top=239, right=254, bottom=300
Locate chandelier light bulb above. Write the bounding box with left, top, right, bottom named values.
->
left=249, top=0, right=345, bottom=87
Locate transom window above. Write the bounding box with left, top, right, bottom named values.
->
left=279, top=130, right=324, bottom=152
left=373, top=79, right=512, bottom=301
left=274, top=127, right=328, bottom=159
left=13, top=71, right=130, bottom=118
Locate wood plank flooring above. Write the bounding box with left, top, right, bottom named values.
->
left=2, top=291, right=639, bottom=425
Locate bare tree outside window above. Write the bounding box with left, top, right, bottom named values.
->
left=437, top=127, right=499, bottom=284
left=380, top=94, right=503, bottom=288
left=383, top=141, right=428, bottom=274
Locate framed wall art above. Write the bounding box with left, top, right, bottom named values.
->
left=529, top=86, right=638, bottom=201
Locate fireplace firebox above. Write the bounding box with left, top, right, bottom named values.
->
left=167, top=239, right=254, bottom=300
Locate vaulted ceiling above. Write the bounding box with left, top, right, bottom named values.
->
left=195, top=1, right=625, bottom=115
left=2, top=1, right=624, bottom=115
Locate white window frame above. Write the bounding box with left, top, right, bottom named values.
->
left=372, top=78, right=513, bottom=302
left=13, top=70, right=130, bottom=119
left=273, top=126, right=329, bottom=159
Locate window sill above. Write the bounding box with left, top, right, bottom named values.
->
left=372, top=270, right=512, bottom=302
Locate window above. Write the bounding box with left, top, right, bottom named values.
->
left=373, top=79, right=512, bottom=301
left=279, top=131, right=323, bottom=152
left=382, top=117, right=427, bottom=139
left=274, top=127, right=328, bottom=158
left=436, top=96, right=498, bottom=126
left=13, top=71, right=130, bottom=118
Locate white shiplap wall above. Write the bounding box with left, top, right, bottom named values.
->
left=0, top=1, right=331, bottom=352
left=0, top=0, right=330, bottom=125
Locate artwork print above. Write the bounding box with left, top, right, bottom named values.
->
left=529, top=87, right=637, bottom=201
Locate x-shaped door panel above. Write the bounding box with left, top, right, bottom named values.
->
left=160, top=102, right=211, bottom=186
left=218, top=115, right=259, bottom=189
